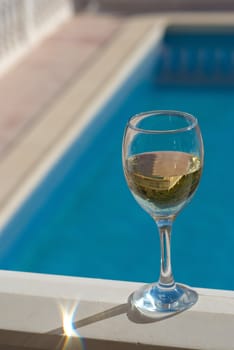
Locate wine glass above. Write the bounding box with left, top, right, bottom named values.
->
left=122, top=110, right=204, bottom=317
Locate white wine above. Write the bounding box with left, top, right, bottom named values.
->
left=125, top=151, right=202, bottom=217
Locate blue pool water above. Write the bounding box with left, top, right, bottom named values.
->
left=1, top=27, right=234, bottom=290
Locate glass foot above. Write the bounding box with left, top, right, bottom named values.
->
left=130, top=282, right=198, bottom=318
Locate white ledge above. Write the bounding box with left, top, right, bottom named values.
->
left=0, top=270, right=233, bottom=349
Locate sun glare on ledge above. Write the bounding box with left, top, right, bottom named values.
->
left=59, top=301, right=86, bottom=350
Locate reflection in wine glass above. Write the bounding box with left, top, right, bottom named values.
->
left=122, top=110, right=204, bottom=317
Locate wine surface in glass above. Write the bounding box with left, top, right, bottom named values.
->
left=125, top=151, right=202, bottom=217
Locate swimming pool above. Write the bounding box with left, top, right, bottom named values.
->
left=1, top=25, right=234, bottom=291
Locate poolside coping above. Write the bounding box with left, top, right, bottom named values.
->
left=0, top=270, right=233, bottom=349
left=0, top=12, right=160, bottom=229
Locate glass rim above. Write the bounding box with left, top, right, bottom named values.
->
left=127, top=110, right=198, bottom=134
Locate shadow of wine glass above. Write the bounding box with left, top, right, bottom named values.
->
left=49, top=291, right=186, bottom=336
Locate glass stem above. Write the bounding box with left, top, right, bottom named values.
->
left=156, top=218, right=175, bottom=288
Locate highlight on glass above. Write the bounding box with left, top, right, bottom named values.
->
left=122, top=110, right=204, bottom=317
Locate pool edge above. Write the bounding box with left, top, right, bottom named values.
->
left=0, top=14, right=166, bottom=230
left=0, top=270, right=233, bottom=349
